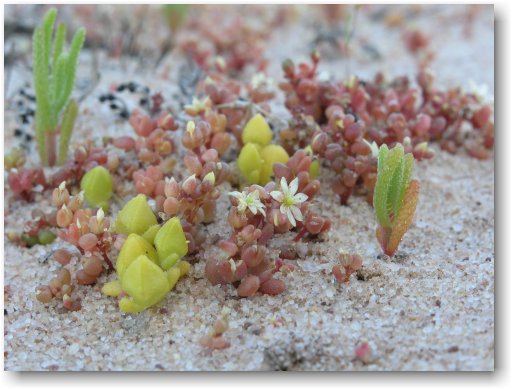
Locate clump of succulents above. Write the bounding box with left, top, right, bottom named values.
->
left=52, top=181, right=115, bottom=284
left=102, top=195, right=189, bottom=313
left=206, top=148, right=330, bottom=297
left=373, top=144, right=420, bottom=256
left=237, top=113, right=289, bottom=185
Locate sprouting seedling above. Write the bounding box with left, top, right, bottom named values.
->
left=32, top=8, right=86, bottom=166
left=373, top=143, right=420, bottom=257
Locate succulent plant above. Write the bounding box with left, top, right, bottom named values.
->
left=115, top=194, right=158, bottom=236
left=80, top=166, right=113, bottom=210
left=102, top=214, right=189, bottom=313
left=237, top=114, right=289, bottom=185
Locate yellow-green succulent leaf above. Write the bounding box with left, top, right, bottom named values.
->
left=241, top=113, right=273, bottom=146
left=260, top=144, right=289, bottom=185
left=115, top=194, right=158, bottom=235
left=304, top=145, right=320, bottom=178
left=160, top=254, right=180, bottom=271
left=101, top=280, right=122, bottom=297
left=116, top=233, right=158, bottom=279
left=121, top=255, right=170, bottom=308
left=141, top=224, right=161, bottom=246
left=178, top=260, right=191, bottom=277
left=154, top=217, right=188, bottom=268
left=166, top=267, right=181, bottom=290
left=119, top=296, right=147, bottom=313
left=80, top=166, right=113, bottom=209
left=237, top=143, right=263, bottom=185
left=309, top=158, right=320, bottom=179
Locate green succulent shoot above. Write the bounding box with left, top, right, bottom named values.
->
left=373, top=143, right=420, bottom=257
left=80, top=166, right=113, bottom=210
left=33, top=8, right=86, bottom=166
left=102, top=215, right=189, bottom=313
left=115, top=194, right=158, bottom=236
left=237, top=114, right=289, bottom=185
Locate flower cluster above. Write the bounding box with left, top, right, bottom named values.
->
left=206, top=149, right=330, bottom=297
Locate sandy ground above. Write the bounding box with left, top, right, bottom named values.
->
left=3, top=5, right=494, bottom=371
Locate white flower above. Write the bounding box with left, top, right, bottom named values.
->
left=251, top=72, right=274, bottom=90
left=229, top=190, right=266, bottom=216
left=362, top=139, right=379, bottom=158
left=270, top=177, right=308, bottom=227
left=185, top=96, right=211, bottom=114
left=468, top=79, right=494, bottom=104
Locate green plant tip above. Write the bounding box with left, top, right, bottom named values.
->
left=115, top=194, right=158, bottom=236
left=241, top=113, right=273, bottom=146
left=80, top=166, right=113, bottom=209
left=154, top=217, right=188, bottom=270
left=37, top=230, right=56, bottom=245
left=237, top=143, right=263, bottom=185
left=237, top=142, right=289, bottom=185
left=259, top=144, right=289, bottom=184
left=120, top=254, right=171, bottom=311
left=116, top=233, right=158, bottom=279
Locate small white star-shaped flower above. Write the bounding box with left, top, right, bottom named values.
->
left=270, top=177, right=308, bottom=227
left=229, top=190, right=266, bottom=216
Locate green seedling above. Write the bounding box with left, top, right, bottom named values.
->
left=80, top=166, right=113, bottom=210
left=33, top=8, right=86, bottom=166
left=237, top=114, right=289, bottom=185
left=373, top=144, right=420, bottom=257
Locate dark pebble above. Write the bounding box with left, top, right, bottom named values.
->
left=447, top=346, right=459, bottom=353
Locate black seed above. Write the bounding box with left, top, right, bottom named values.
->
left=109, top=104, right=118, bottom=110
left=25, top=134, right=33, bottom=142
left=14, top=129, right=23, bottom=137
left=139, top=98, right=148, bottom=106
